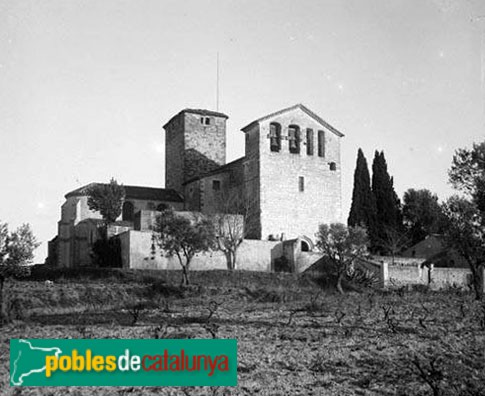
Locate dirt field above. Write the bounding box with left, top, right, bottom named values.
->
left=0, top=269, right=484, bottom=395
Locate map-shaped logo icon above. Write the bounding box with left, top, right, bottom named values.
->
left=10, top=339, right=62, bottom=386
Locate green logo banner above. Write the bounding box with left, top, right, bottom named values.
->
left=10, top=339, right=237, bottom=387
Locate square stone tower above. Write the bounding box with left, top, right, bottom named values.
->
left=163, top=109, right=228, bottom=194
left=241, top=104, right=343, bottom=242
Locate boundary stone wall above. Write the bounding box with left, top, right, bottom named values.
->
left=374, top=258, right=482, bottom=291
left=356, top=256, right=482, bottom=292
left=119, top=230, right=281, bottom=272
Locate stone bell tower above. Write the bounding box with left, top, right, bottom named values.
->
left=163, top=109, right=228, bottom=194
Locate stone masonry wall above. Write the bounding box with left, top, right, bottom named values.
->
left=198, top=160, right=245, bottom=214
left=183, top=112, right=226, bottom=183
left=165, top=111, right=227, bottom=194
left=382, top=260, right=478, bottom=290
left=164, top=112, right=184, bottom=193
left=134, top=210, right=159, bottom=231
left=57, top=196, right=102, bottom=267
left=200, top=172, right=230, bottom=214
left=431, top=268, right=473, bottom=288
left=388, top=264, right=428, bottom=286
left=372, top=255, right=424, bottom=267
left=120, top=230, right=281, bottom=272
left=257, top=107, right=342, bottom=242
left=243, top=124, right=261, bottom=239
left=183, top=179, right=201, bottom=211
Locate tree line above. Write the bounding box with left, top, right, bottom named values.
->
left=347, top=143, right=485, bottom=299
left=348, top=149, right=447, bottom=253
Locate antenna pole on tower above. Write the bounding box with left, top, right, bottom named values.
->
left=471, top=16, right=485, bottom=115
left=216, top=52, right=220, bottom=111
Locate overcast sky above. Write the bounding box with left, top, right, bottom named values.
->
left=1, top=0, right=485, bottom=263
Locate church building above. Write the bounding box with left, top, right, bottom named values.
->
left=48, top=104, right=343, bottom=268
left=169, top=104, right=343, bottom=246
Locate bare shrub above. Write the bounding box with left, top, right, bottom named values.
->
left=412, top=355, right=444, bottom=396
left=150, top=323, right=169, bottom=339
left=242, top=286, right=287, bottom=303
left=471, top=300, right=485, bottom=330
left=334, top=310, right=346, bottom=325
left=83, top=284, right=104, bottom=313
left=382, top=304, right=399, bottom=333
left=75, top=325, right=90, bottom=338
left=210, top=188, right=256, bottom=271
left=4, top=295, right=27, bottom=321
left=286, top=310, right=298, bottom=326
left=203, top=322, right=220, bottom=339
left=126, top=300, right=156, bottom=325
left=200, top=300, right=223, bottom=338
left=309, top=353, right=326, bottom=373
left=304, top=292, right=323, bottom=315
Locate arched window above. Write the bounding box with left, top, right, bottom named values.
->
left=318, top=130, right=325, bottom=157
left=306, top=128, right=314, bottom=155
left=269, top=123, right=281, bottom=152
left=288, top=125, right=300, bottom=154
left=301, top=241, right=310, bottom=252
left=329, top=162, right=337, bottom=171
left=122, top=201, right=134, bottom=221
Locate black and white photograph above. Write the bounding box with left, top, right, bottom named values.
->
left=1, top=0, right=485, bottom=394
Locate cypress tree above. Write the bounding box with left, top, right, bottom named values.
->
left=348, top=149, right=376, bottom=238
left=371, top=151, right=403, bottom=253
left=390, top=176, right=404, bottom=229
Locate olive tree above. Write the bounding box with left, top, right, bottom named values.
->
left=316, top=223, right=369, bottom=294
left=153, top=209, right=216, bottom=286
left=445, top=141, right=485, bottom=299
left=0, top=222, right=39, bottom=323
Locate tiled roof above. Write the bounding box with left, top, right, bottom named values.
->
left=163, top=108, right=229, bottom=129
left=241, top=103, right=344, bottom=137
left=65, top=184, right=184, bottom=202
